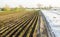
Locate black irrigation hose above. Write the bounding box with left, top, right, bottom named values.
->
left=15, top=15, right=35, bottom=37
left=0, top=12, right=36, bottom=37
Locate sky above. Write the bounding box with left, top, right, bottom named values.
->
left=0, top=0, right=60, bottom=8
